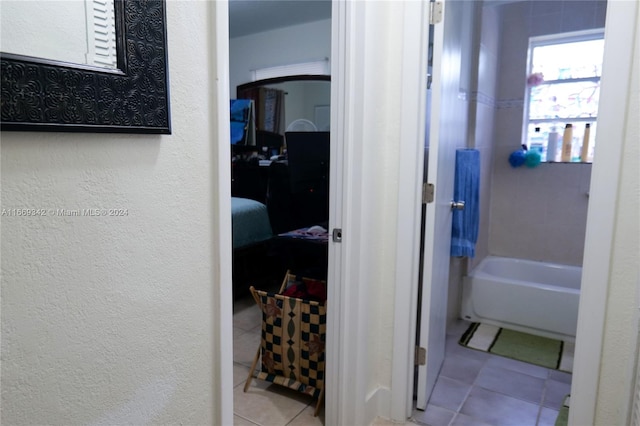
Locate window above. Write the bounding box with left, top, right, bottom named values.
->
left=523, top=29, right=604, bottom=163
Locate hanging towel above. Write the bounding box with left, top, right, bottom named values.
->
left=451, top=149, right=480, bottom=257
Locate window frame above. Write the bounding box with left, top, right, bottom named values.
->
left=522, top=28, right=605, bottom=161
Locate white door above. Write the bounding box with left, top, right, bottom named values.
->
left=416, top=0, right=467, bottom=410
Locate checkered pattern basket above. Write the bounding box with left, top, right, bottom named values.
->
left=244, top=272, right=326, bottom=416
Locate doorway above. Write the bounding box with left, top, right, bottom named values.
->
left=403, top=1, right=635, bottom=425
left=412, top=0, right=608, bottom=419
left=216, top=0, right=638, bottom=424
left=227, top=3, right=332, bottom=424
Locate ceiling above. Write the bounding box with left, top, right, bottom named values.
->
left=229, top=0, right=332, bottom=38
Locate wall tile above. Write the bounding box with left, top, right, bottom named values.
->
left=595, top=0, right=607, bottom=27
left=481, top=5, right=501, bottom=58
left=478, top=48, right=499, bottom=100
left=530, top=13, right=563, bottom=37
left=531, top=1, right=562, bottom=17
left=494, top=108, right=525, bottom=147
left=487, top=0, right=600, bottom=266
left=502, top=0, right=532, bottom=26
left=474, top=104, right=496, bottom=149
left=498, top=32, right=529, bottom=99
left=561, top=1, right=597, bottom=32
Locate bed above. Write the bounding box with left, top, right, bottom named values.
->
left=231, top=197, right=273, bottom=249
left=231, top=197, right=278, bottom=299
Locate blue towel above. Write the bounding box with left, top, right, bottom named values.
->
left=451, top=149, right=480, bottom=257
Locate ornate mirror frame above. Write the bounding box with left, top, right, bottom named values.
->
left=236, top=75, right=331, bottom=98
left=1, top=0, right=171, bottom=134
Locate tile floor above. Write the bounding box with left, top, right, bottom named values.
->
left=410, top=320, right=572, bottom=426
left=233, top=295, right=325, bottom=426
left=233, top=296, right=571, bottom=426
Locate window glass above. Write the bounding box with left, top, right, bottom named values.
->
left=529, top=81, right=600, bottom=120
left=524, top=30, right=604, bottom=163
left=531, top=39, right=604, bottom=81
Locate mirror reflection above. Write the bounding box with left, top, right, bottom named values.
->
left=231, top=75, right=331, bottom=233
left=0, top=0, right=118, bottom=69
left=261, top=80, right=330, bottom=132
left=236, top=78, right=330, bottom=136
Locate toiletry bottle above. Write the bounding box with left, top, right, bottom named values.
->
left=580, top=123, right=591, bottom=162
left=561, top=124, right=573, bottom=162
left=546, top=125, right=559, bottom=162
left=530, top=127, right=544, bottom=153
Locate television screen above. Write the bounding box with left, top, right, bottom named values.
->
left=230, top=99, right=255, bottom=145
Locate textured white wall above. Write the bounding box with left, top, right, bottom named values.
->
left=0, top=2, right=222, bottom=424
left=229, top=19, right=331, bottom=96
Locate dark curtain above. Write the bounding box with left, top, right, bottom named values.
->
left=238, top=87, right=285, bottom=134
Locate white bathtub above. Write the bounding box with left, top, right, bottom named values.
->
left=460, top=256, right=581, bottom=340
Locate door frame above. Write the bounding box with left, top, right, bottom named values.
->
left=569, top=1, right=638, bottom=424
left=385, top=0, right=637, bottom=423
left=215, top=0, right=636, bottom=424
left=213, top=1, right=234, bottom=425
left=388, top=0, right=431, bottom=420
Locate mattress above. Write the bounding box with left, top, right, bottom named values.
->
left=231, top=197, right=273, bottom=249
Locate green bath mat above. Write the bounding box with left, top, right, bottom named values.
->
left=555, top=395, right=570, bottom=426
left=459, top=322, right=573, bottom=372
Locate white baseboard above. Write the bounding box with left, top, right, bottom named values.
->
left=365, top=386, right=393, bottom=425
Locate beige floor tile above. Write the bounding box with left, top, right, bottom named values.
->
left=233, top=363, right=254, bottom=389
left=233, top=328, right=261, bottom=367
left=234, top=301, right=263, bottom=332
left=372, top=417, right=420, bottom=425
left=234, top=379, right=312, bottom=426
left=234, top=414, right=259, bottom=425
left=286, top=404, right=325, bottom=425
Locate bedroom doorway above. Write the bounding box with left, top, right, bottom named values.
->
left=227, top=2, right=333, bottom=424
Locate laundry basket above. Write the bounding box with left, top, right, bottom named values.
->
left=244, top=271, right=327, bottom=416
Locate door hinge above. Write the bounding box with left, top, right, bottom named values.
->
left=332, top=228, right=343, bottom=243
left=422, top=183, right=435, bottom=204
left=429, top=1, right=443, bottom=25
left=415, top=346, right=426, bottom=366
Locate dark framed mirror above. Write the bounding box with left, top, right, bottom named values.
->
left=233, top=74, right=331, bottom=233
left=0, top=0, right=171, bottom=134
left=237, top=75, right=330, bottom=134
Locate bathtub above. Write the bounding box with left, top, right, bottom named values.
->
left=460, top=256, right=581, bottom=340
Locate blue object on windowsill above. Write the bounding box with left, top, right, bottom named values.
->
left=525, top=149, right=542, bottom=168
left=509, top=144, right=542, bottom=168
left=509, top=145, right=527, bottom=168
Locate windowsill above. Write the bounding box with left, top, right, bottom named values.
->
left=543, top=161, right=593, bottom=164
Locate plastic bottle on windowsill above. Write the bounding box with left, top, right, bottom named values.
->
left=561, top=124, right=573, bottom=162
left=546, top=125, right=559, bottom=162
left=530, top=127, right=544, bottom=154
left=580, top=123, right=591, bottom=163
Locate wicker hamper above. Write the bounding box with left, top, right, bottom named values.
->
left=244, top=271, right=327, bottom=416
